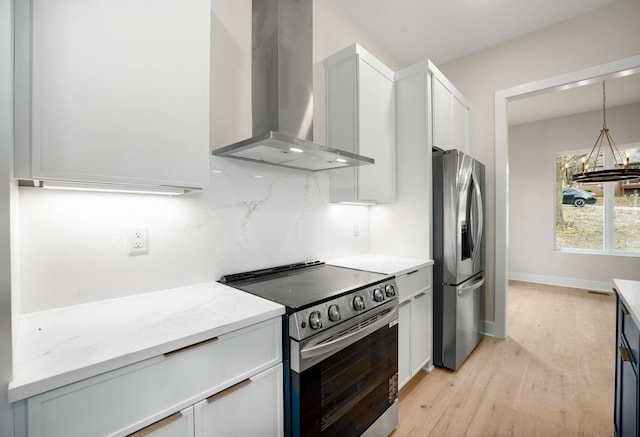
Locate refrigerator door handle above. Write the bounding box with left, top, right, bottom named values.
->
left=471, top=170, right=484, bottom=263
left=457, top=274, right=485, bottom=296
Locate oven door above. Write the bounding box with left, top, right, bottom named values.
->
left=288, top=301, right=399, bottom=437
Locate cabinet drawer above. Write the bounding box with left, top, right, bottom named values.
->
left=128, top=407, right=194, bottom=437
left=396, top=266, right=432, bottom=301
left=621, top=301, right=640, bottom=365
left=194, top=363, right=283, bottom=437
left=27, top=317, right=282, bottom=437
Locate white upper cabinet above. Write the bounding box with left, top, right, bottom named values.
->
left=430, top=62, right=469, bottom=153
left=324, top=44, right=396, bottom=204
left=14, top=0, right=211, bottom=191
left=451, top=94, right=469, bottom=153
left=432, top=76, right=453, bottom=151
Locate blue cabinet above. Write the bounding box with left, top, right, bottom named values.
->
left=615, top=291, right=639, bottom=437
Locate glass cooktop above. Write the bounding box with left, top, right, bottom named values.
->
left=220, top=261, right=390, bottom=311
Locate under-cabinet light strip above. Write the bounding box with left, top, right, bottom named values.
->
left=41, top=181, right=186, bottom=196
left=338, top=200, right=377, bottom=206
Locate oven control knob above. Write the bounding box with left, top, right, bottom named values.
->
left=353, top=295, right=365, bottom=311
left=328, top=305, right=341, bottom=322
left=385, top=284, right=396, bottom=297
left=309, top=311, right=323, bottom=330
left=373, top=288, right=385, bottom=302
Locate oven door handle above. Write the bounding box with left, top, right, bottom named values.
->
left=299, top=306, right=399, bottom=360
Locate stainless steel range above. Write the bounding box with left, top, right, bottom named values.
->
left=221, top=260, right=399, bottom=437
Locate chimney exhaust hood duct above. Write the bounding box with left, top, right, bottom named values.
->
left=211, top=0, right=374, bottom=172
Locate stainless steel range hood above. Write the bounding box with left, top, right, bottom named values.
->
left=212, top=0, right=374, bottom=172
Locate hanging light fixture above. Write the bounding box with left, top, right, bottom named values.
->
left=572, top=81, right=640, bottom=183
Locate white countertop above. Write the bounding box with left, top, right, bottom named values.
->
left=328, top=254, right=433, bottom=276
left=9, top=282, right=284, bottom=402
left=615, top=278, right=640, bottom=328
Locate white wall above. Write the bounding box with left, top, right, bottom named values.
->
left=16, top=0, right=405, bottom=313
left=439, top=0, right=640, bottom=322
left=509, top=103, right=640, bottom=290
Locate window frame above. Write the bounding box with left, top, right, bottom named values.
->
left=554, top=142, right=640, bottom=257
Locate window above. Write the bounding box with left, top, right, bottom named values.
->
left=555, top=144, right=640, bottom=255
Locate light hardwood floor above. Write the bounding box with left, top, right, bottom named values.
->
left=393, top=281, right=616, bottom=437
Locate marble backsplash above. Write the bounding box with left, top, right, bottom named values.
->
left=17, top=156, right=370, bottom=313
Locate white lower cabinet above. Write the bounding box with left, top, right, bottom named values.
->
left=410, top=291, right=433, bottom=374
left=397, top=266, right=433, bottom=389
left=194, top=364, right=283, bottom=437
left=26, top=317, right=283, bottom=437
left=138, top=364, right=284, bottom=437
left=398, top=290, right=433, bottom=389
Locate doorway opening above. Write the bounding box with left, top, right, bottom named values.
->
left=494, top=54, right=640, bottom=339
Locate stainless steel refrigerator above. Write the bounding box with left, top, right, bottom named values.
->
left=433, top=149, right=485, bottom=370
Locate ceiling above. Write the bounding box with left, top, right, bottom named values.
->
left=331, top=0, right=618, bottom=66
left=330, top=0, right=638, bottom=126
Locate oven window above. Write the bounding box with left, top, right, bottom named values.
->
left=293, top=323, right=398, bottom=437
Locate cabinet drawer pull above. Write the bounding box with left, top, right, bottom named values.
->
left=399, top=300, right=411, bottom=308
left=206, top=378, right=252, bottom=403
left=621, top=303, right=630, bottom=315
left=406, top=269, right=419, bottom=275
left=164, top=337, right=219, bottom=358
left=620, top=345, right=632, bottom=362
left=415, top=291, right=428, bottom=298
left=128, top=412, right=183, bottom=437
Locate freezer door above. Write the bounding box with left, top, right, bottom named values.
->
left=441, top=273, right=484, bottom=370
left=441, top=151, right=485, bottom=285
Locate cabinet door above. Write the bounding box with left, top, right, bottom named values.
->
left=432, top=76, right=453, bottom=151
left=326, top=55, right=359, bottom=203
left=410, top=290, right=433, bottom=373
left=325, top=45, right=395, bottom=204
left=615, top=301, right=623, bottom=435
left=398, top=301, right=412, bottom=389
left=28, top=0, right=210, bottom=188
left=615, top=343, right=622, bottom=435
left=452, top=95, right=469, bottom=153
left=129, top=407, right=194, bottom=437
left=432, top=73, right=469, bottom=153
left=620, top=357, right=638, bottom=437
left=357, top=58, right=395, bottom=203
left=194, top=364, right=283, bottom=437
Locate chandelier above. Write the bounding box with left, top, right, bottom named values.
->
left=572, top=81, right=640, bottom=183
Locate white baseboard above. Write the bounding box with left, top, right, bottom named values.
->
left=508, top=272, right=613, bottom=294
left=481, top=320, right=497, bottom=337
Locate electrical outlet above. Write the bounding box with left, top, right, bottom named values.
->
left=128, top=226, right=148, bottom=256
